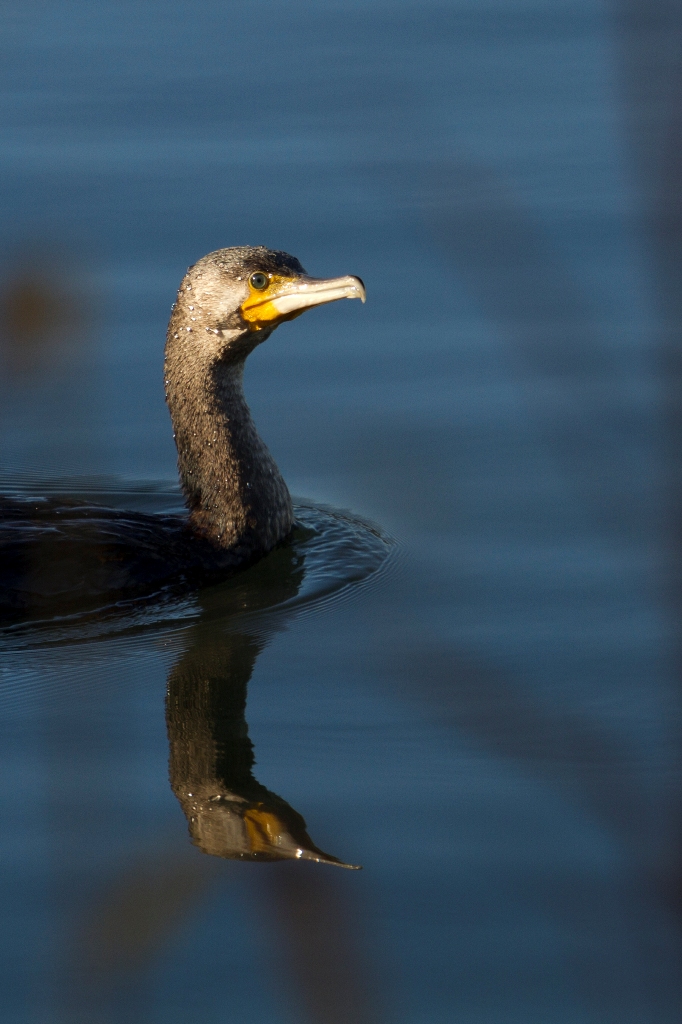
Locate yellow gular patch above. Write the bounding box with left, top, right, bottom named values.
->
left=240, top=274, right=298, bottom=331
left=243, top=806, right=286, bottom=852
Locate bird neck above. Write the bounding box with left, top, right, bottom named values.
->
left=165, top=347, right=292, bottom=556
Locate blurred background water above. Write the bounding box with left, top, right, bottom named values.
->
left=1, top=0, right=682, bottom=1020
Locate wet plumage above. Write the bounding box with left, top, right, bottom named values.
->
left=0, top=247, right=365, bottom=620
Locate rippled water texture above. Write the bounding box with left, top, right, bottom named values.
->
left=0, top=476, right=393, bottom=643
left=0, top=479, right=394, bottom=872
left=2, top=1, right=682, bottom=1022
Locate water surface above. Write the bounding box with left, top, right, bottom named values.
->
left=1, top=1, right=681, bottom=1021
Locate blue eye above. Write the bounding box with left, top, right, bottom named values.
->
left=249, top=273, right=268, bottom=290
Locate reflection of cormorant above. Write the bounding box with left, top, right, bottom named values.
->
left=0, top=247, right=364, bottom=619
left=165, top=556, right=359, bottom=868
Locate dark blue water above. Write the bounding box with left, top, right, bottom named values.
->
left=1, top=1, right=681, bottom=1021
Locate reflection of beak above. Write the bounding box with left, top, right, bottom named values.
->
left=243, top=806, right=361, bottom=868
left=241, top=274, right=366, bottom=329
left=189, top=796, right=361, bottom=868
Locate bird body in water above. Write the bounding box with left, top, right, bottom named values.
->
left=0, top=247, right=365, bottom=619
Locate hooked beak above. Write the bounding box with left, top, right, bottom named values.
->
left=240, top=274, right=366, bottom=330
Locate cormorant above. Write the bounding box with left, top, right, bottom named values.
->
left=0, top=247, right=365, bottom=619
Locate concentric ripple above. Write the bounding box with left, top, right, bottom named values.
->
left=0, top=477, right=394, bottom=650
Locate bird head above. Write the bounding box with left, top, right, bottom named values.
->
left=168, top=245, right=365, bottom=364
